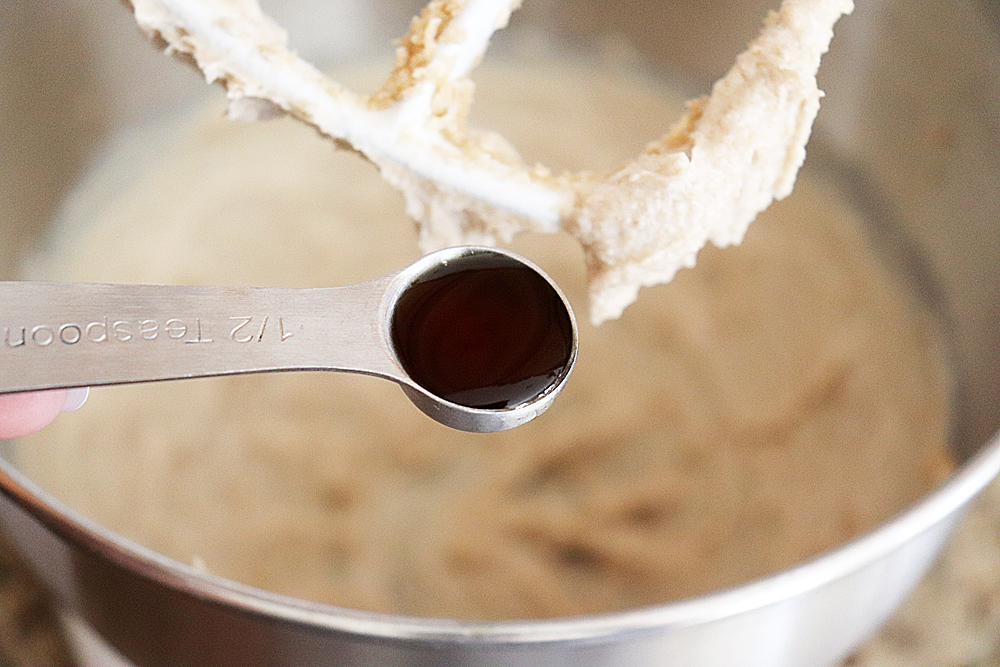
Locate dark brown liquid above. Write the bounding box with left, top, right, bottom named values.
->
left=391, top=252, right=574, bottom=410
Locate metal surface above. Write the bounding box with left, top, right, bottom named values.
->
left=0, top=246, right=577, bottom=433
left=0, top=0, right=998, bottom=665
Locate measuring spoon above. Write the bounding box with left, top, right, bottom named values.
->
left=0, top=247, right=577, bottom=433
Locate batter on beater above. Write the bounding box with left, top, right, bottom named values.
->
left=126, top=0, right=853, bottom=323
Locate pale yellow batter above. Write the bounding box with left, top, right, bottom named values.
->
left=17, top=60, right=951, bottom=620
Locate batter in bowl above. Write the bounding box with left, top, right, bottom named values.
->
left=16, top=58, right=952, bottom=620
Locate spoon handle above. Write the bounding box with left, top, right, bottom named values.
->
left=0, top=279, right=403, bottom=394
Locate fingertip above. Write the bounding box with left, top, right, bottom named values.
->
left=0, top=390, right=73, bottom=439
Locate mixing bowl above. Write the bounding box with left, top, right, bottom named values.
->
left=1, top=0, right=998, bottom=665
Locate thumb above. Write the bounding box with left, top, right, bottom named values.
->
left=0, top=388, right=89, bottom=439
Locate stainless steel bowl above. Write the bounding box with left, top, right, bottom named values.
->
left=1, top=0, right=998, bottom=665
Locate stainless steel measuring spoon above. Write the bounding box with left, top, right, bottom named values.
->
left=0, top=247, right=577, bottom=433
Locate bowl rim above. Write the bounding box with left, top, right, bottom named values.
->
left=0, top=428, right=997, bottom=647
